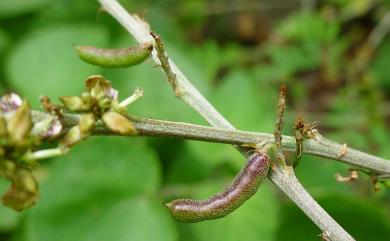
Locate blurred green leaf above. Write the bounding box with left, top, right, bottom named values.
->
left=165, top=142, right=217, bottom=184
left=277, top=12, right=340, bottom=44
left=268, top=44, right=321, bottom=77
left=212, top=70, right=275, bottom=132
left=372, top=41, right=390, bottom=90
left=178, top=181, right=279, bottom=241
left=275, top=194, right=390, bottom=241
left=23, top=137, right=178, bottom=241
left=0, top=0, right=51, bottom=18
left=26, top=197, right=177, bottom=241
left=35, top=1, right=102, bottom=25
left=6, top=24, right=109, bottom=107
left=35, top=137, right=161, bottom=207
left=0, top=28, right=10, bottom=56
left=295, top=155, right=354, bottom=194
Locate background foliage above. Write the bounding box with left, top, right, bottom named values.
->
left=0, top=0, right=390, bottom=240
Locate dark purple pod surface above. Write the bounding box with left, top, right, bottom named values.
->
left=165, top=151, right=270, bottom=222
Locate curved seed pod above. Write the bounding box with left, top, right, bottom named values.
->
left=165, top=151, right=270, bottom=222
left=75, top=43, right=153, bottom=68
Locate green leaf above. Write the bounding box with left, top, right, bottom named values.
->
left=0, top=0, right=51, bottom=18
left=26, top=197, right=178, bottom=241
left=167, top=142, right=243, bottom=184
left=295, top=155, right=354, bottom=194
left=275, top=194, right=390, bottom=241
left=267, top=44, right=322, bottom=77
left=213, top=70, right=276, bottom=132
left=178, top=181, right=279, bottom=241
left=23, top=137, right=178, bottom=241
left=372, top=41, right=390, bottom=90
left=6, top=25, right=109, bottom=107
left=0, top=28, right=10, bottom=56
left=277, top=12, right=340, bottom=44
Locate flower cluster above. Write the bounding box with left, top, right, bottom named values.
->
left=0, top=93, right=62, bottom=211
left=59, top=75, right=140, bottom=148
left=0, top=75, right=142, bottom=211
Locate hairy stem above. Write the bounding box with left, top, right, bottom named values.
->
left=51, top=112, right=388, bottom=175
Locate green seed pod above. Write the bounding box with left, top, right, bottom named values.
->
left=75, top=43, right=153, bottom=68
left=165, top=151, right=270, bottom=222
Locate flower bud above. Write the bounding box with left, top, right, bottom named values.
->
left=0, top=93, right=22, bottom=113
left=60, top=126, right=81, bottom=148
left=7, top=101, right=32, bottom=143
left=102, top=111, right=137, bottom=135
left=31, top=116, right=62, bottom=139
left=79, top=113, right=95, bottom=134
left=59, top=96, right=89, bottom=112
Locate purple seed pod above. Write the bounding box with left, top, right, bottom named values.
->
left=165, top=151, right=270, bottom=222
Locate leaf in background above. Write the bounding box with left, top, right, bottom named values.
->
left=178, top=181, right=279, bottom=241
left=212, top=70, right=275, bottom=132
left=0, top=0, right=51, bottom=18
left=0, top=28, right=10, bottom=56
left=365, top=124, right=390, bottom=160
left=267, top=44, right=321, bottom=77
left=6, top=25, right=109, bottom=107
left=164, top=142, right=218, bottom=184
left=372, top=41, right=390, bottom=90
left=0, top=28, right=10, bottom=94
left=35, top=0, right=103, bottom=25
left=276, top=12, right=339, bottom=44
left=295, top=155, right=355, bottom=194
left=275, top=194, right=390, bottom=241
left=270, top=11, right=346, bottom=81
left=23, top=137, right=178, bottom=241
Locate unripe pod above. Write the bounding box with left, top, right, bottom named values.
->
left=75, top=43, right=153, bottom=68
left=165, top=151, right=270, bottom=222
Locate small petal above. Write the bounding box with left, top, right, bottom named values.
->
left=46, top=118, right=62, bottom=138
left=85, top=75, right=117, bottom=100
left=0, top=93, right=22, bottom=112
left=32, top=116, right=62, bottom=139
left=85, top=75, right=107, bottom=91
left=107, top=88, right=118, bottom=100
left=102, top=111, right=137, bottom=135
left=60, top=96, right=88, bottom=112
left=60, top=126, right=82, bottom=147
left=7, top=101, right=32, bottom=143
left=79, top=113, right=95, bottom=134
